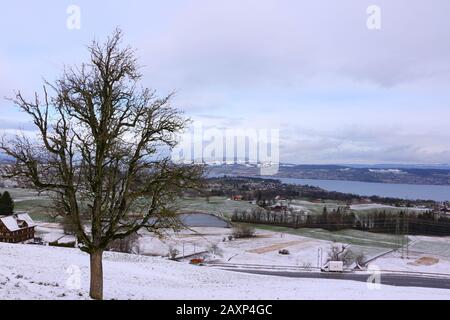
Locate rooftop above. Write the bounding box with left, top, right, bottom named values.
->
left=0, top=213, right=36, bottom=232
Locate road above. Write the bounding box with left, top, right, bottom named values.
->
left=223, top=268, right=450, bottom=290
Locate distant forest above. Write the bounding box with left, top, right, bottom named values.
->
left=207, top=176, right=437, bottom=207
left=232, top=208, right=450, bottom=237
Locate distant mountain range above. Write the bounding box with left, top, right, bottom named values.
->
left=207, top=163, right=450, bottom=186
left=2, top=152, right=449, bottom=186
left=0, top=154, right=13, bottom=162
left=318, top=163, right=450, bottom=170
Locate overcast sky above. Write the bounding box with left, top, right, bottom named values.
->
left=1, top=0, right=450, bottom=164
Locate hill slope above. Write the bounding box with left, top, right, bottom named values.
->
left=0, top=243, right=449, bottom=300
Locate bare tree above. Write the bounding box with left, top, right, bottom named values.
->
left=0, top=29, right=204, bottom=299
left=168, top=246, right=180, bottom=260
left=326, top=244, right=360, bottom=267
left=207, top=242, right=223, bottom=259
left=231, top=224, right=255, bottom=239
left=62, top=214, right=77, bottom=235
left=107, top=232, right=140, bottom=254
left=327, top=244, right=349, bottom=262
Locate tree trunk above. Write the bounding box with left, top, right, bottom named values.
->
left=89, top=250, right=104, bottom=300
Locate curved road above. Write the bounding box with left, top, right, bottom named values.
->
left=223, top=269, right=450, bottom=290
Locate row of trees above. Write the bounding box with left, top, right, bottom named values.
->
left=231, top=208, right=450, bottom=236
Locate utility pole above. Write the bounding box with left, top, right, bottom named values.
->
left=317, top=248, right=320, bottom=268
left=405, top=213, right=410, bottom=259
left=400, top=212, right=411, bottom=259
left=402, top=214, right=405, bottom=259
left=320, top=248, right=323, bottom=268
left=395, top=216, right=405, bottom=258
left=317, top=248, right=323, bottom=268
left=395, top=217, right=400, bottom=251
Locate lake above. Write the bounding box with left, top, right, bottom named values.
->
left=276, top=177, right=450, bottom=201
left=179, top=213, right=231, bottom=228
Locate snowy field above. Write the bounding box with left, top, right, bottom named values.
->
left=1, top=243, right=450, bottom=300
left=33, top=223, right=450, bottom=275
left=371, top=235, right=450, bottom=274
left=126, top=227, right=386, bottom=267
left=350, top=203, right=428, bottom=212
left=153, top=228, right=450, bottom=274
left=288, top=199, right=428, bottom=216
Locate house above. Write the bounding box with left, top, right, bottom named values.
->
left=231, top=195, right=243, bottom=201
left=0, top=213, right=36, bottom=243
left=360, top=198, right=372, bottom=204
left=270, top=204, right=289, bottom=212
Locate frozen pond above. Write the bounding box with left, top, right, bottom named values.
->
left=179, top=213, right=231, bottom=228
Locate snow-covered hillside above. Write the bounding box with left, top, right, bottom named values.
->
left=1, top=243, right=450, bottom=300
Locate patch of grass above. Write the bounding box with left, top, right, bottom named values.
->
left=351, top=208, right=425, bottom=217
left=14, top=199, right=55, bottom=222
left=14, top=199, right=53, bottom=211
left=175, top=197, right=259, bottom=218
left=291, top=200, right=343, bottom=215
left=249, top=224, right=405, bottom=249
left=291, top=199, right=425, bottom=217
left=0, top=188, right=42, bottom=199
left=0, top=187, right=54, bottom=221
left=411, top=240, right=450, bottom=258
left=28, top=212, right=57, bottom=223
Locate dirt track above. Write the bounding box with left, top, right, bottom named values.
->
left=411, top=257, right=439, bottom=266
left=247, top=240, right=305, bottom=254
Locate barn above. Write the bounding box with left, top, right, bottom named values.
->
left=0, top=213, right=36, bottom=243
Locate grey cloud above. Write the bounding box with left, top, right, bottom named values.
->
left=280, top=126, right=450, bottom=164
left=0, top=118, right=36, bottom=132
left=2, top=0, right=450, bottom=164
left=139, top=0, right=450, bottom=89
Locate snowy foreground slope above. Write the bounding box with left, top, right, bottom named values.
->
left=1, top=243, right=449, bottom=300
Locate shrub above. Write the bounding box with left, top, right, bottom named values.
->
left=168, top=246, right=180, bottom=260
left=62, top=215, right=77, bottom=235
left=353, top=252, right=367, bottom=266
left=49, top=241, right=76, bottom=248
left=207, top=243, right=223, bottom=258
left=232, top=224, right=255, bottom=239
left=107, top=233, right=140, bottom=254
left=326, top=244, right=364, bottom=267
